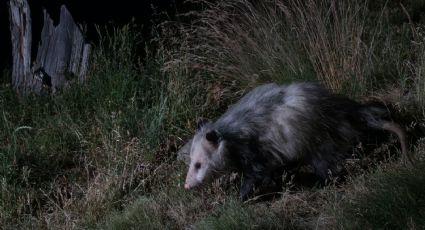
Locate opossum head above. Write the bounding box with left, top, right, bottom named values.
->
left=184, top=119, right=226, bottom=190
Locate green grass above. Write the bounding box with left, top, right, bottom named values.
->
left=1, top=0, right=425, bottom=229
left=332, top=147, right=425, bottom=229
left=193, top=198, right=298, bottom=230
left=0, top=24, right=178, bottom=228
left=104, top=196, right=166, bottom=230
left=195, top=199, right=275, bottom=230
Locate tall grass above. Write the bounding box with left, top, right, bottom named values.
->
left=163, top=0, right=399, bottom=95
left=409, top=25, right=425, bottom=111
left=0, top=24, right=184, bottom=228
left=163, top=0, right=313, bottom=92
left=282, top=0, right=372, bottom=92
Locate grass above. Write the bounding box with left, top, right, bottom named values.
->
left=0, top=24, right=177, bottom=228
left=104, top=196, right=166, bottom=230
left=163, top=0, right=414, bottom=96
left=194, top=199, right=283, bottom=230
left=1, top=0, right=425, bottom=229
left=330, top=139, right=425, bottom=229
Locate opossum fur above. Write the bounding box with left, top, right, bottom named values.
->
left=183, top=82, right=410, bottom=200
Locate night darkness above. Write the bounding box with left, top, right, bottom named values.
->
left=0, top=0, right=185, bottom=72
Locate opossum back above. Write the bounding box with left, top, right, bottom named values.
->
left=214, top=82, right=329, bottom=163
left=215, top=82, right=323, bottom=133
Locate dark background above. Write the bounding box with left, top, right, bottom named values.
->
left=0, top=0, right=186, bottom=72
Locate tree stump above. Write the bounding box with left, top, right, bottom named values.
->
left=9, top=0, right=35, bottom=95
left=9, top=0, right=90, bottom=96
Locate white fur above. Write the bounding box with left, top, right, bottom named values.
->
left=185, top=134, right=227, bottom=189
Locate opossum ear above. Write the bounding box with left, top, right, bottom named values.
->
left=196, top=118, right=210, bottom=130
left=206, top=130, right=221, bottom=144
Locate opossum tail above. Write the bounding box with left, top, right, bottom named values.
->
left=381, top=121, right=411, bottom=165
left=361, top=104, right=413, bottom=166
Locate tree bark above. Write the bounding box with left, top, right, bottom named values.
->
left=9, top=0, right=91, bottom=96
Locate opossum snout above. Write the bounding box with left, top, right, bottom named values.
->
left=184, top=172, right=203, bottom=190
left=184, top=180, right=200, bottom=190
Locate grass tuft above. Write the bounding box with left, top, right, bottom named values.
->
left=333, top=158, right=425, bottom=229
left=104, top=196, right=165, bottom=230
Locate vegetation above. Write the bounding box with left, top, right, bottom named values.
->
left=1, top=0, right=425, bottom=229
left=333, top=159, right=425, bottom=229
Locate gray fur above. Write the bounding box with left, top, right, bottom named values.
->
left=177, top=138, right=192, bottom=165
left=183, top=82, right=409, bottom=200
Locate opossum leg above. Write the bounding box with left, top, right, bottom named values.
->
left=311, top=159, right=330, bottom=183
left=239, top=167, right=265, bottom=201
left=237, top=146, right=266, bottom=200
left=240, top=175, right=256, bottom=201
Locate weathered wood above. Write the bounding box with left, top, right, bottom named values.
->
left=78, top=44, right=91, bottom=82
left=34, top=5, right=91, bottom=93
left=9, top=0, right=41, bottom=95
left=9, top=0, right=90, bottom=96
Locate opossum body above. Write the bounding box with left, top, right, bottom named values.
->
left=184, top=82, right=410, bottom=200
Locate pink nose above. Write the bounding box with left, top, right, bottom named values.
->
left=184, top=183, right=191, bottom=190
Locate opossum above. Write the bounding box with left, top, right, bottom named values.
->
left=183, top=82, right=411, bottom=200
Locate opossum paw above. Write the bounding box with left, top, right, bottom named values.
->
left=239, top=189, right=252, bottom=201
left=240, top=180, right=255, bottom=201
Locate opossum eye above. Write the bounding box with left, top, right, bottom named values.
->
left=206, top=130, right=220, bottom=144
left=194, top=162, right=201, bottom=170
